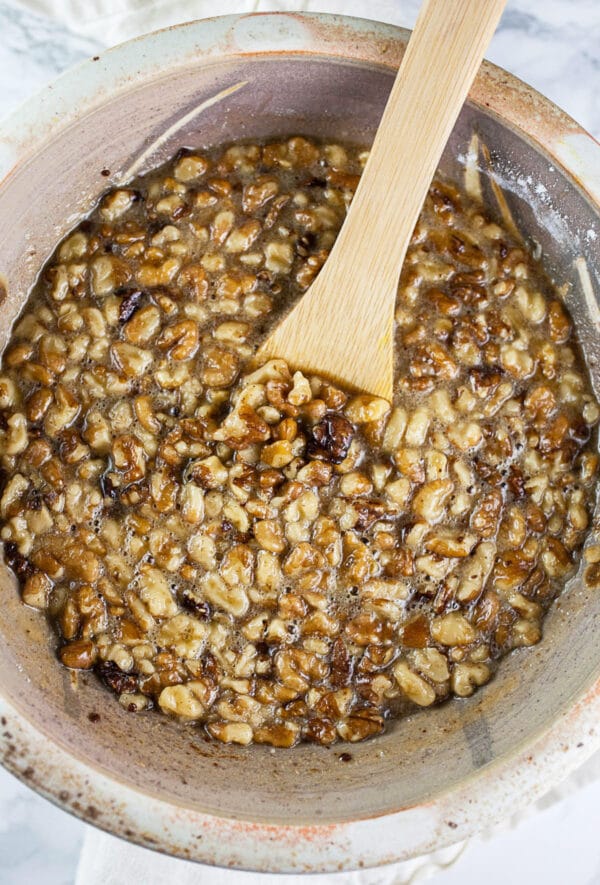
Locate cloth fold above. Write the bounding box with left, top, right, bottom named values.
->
left=13, top=0, right=414, bottom=45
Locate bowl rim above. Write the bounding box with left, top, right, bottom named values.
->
left=0, top=11, right=599, bottom=874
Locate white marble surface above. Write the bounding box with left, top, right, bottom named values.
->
left=0, top=1, right=599, bottom=883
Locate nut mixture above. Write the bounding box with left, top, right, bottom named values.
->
left=0, top=136, right=598, bottom=748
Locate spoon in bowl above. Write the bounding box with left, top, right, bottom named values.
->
left=256, top=0, right=506, bottom=399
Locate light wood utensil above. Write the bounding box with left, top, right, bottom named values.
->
left=257, top=0, right=507, bottom=399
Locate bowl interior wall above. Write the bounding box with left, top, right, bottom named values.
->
left=0, top=55, right=599, bottom=825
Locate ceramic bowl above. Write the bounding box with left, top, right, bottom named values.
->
left=0, top=12, right=599, bottom=873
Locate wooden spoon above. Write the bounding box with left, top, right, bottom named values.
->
left=257, top=0, right=506, bottom=400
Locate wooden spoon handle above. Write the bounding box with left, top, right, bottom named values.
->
left=329, top=0, right=507, bottom=296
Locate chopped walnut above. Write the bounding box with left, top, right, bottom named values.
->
left=1, top=136, right=596, bottom=748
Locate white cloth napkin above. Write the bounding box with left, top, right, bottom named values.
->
left=11, top=0, right=600, bottom=880
left=14, top=0, right=415, bottom=45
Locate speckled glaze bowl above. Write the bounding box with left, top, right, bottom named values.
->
left=0, top=12, right=599, bottom=874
